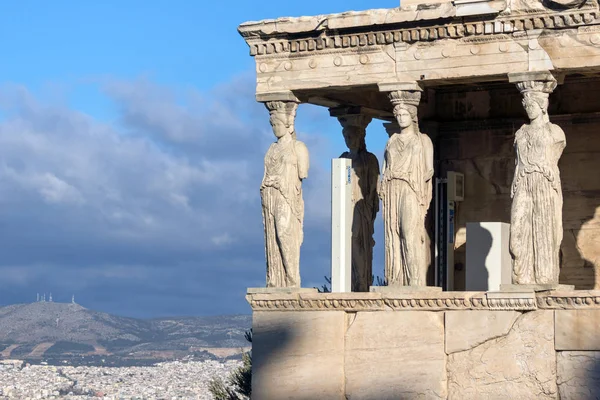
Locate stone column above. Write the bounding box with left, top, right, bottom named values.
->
left=256, top=92, right=310, bottom=289
left=329, top=107, right=380, bottom=292
left=505, top=72, right=571, bottom=291
left=375, top=82, right=437, bottom=291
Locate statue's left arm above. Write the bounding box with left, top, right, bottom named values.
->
left=367, top=152, right=381, bottom=216
left=422, top=134, right=435, bottom=208
left=422, top=134, right=434, bottom=181
left=295, top=141, right=310, bottom=180
left=550, top=123, right=566, bottom=161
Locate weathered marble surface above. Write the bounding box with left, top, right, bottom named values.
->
left=555, top=309, right=600, bottom=350
left=557, top=351, right=600, bottom=400
left=380, top=89, right=433, bottom=287
left=438, top=82, right=600, bottom=291
left=445, top=310, right=520, bottom=354
left=252, top=311, right=345, bottom=400
left=510, top=75, right=565, bottom=285
left=260, top=101, right=309, bottom=288
left=345, top=311, right=446, bottom=400
left=447, top=310, right=556, bottom=399
left=336, top=113, right=379, bottom=292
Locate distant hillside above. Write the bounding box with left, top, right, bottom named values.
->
left=0, top=302, right=251, bottom=366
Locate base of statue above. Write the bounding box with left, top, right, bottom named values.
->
left=247, top=287, right=319, bottom=295
left=500, top=284, right=575, bottom=292
left=369, top=285, right=443, bottom=293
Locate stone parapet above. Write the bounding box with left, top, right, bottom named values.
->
left=249, top=291, right=600, bottom=399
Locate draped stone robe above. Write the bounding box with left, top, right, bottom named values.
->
left=380, top=131, right=433, bottom=286
left=261, top=138, right=308, bottom=287
left=510, top=122, right=566, bottom=284
left=340, top=149, right=380, bottom=292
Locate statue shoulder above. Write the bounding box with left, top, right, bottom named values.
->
left=294, top=140, right=309, bottom=155
left=548, top=123, right=566, bottom=142
left=365, top=151, right=379, bottom=165
left=294, top=140, right=310, bottom=165
left=548, top=122, right=565, bottom=133
left=420, top=133, right=433, bottom=148
left=265, top=142, right=276, bottom=154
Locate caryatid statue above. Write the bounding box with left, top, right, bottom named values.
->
left=379, top=90, right=434, bottom=286
left=337, top=113, right=380, bottom=292
left=510, top=78, right=565, bottom=285
left=260, top=101, right=310, bottom=288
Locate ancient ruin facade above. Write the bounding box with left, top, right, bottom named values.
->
left=241, top=0, right=600, bottom=397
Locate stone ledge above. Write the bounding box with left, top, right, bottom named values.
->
left=246, top=290, right=543, bottom=311
left=536, top=290, right=600, bottom=309
left=247, top=290, right=600, bottom=311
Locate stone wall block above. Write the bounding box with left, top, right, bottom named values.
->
left=445, top=310, right=521, bottom=354
left=345, top=311, right=446, bottom=400
left=556, top=310, right=600, bottom=350
left=557, top=351, right=600, bottom=400
left=251, top=311, right=345, bottom=400
left=447, top=310, right=557, bottom=399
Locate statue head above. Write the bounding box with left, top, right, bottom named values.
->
left=522, top=92, right=549, bottom=121
left=516, top=79, right=556, bottom=123
left=265, top=101, right=298, bottom=139
left=338, top=114, right=372, bottom=151
left=393, top=104, right=418, bottom=129
left=389, top=90, right=421, bottom=133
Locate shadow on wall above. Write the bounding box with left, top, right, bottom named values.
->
left=464, top=223, right=492, bottom=291
left=250, top=311, right=416, bottom=400
left=561, top=203, right=600, bottom=290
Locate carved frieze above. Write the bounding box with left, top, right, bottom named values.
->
left=243, top=9, right=599, bottom=58
left=246, top=291, right=542, bottom=311
left=537, top=291, right=600, bottom=309
left=247, top=291, right=600, bottom=311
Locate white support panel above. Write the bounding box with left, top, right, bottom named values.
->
left=466, top=222, right=512, bottom=291
left=331, top=158, right=352, bottom=293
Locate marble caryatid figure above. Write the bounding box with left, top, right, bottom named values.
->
left=261, top=101, right=310, bottom=287
left=379, top=90, right=434, bottom=286
left=337, top=114, right=380, bottom=292
left=510, top=79, right=566, bottom=285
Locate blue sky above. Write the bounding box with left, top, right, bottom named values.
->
left=0, top=1, right=398, bottom=318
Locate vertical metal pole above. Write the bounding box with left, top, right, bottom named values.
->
left=331, top=158, right=352, bottom=293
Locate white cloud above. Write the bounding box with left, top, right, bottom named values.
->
left=0, top=75, right=335, bottom=317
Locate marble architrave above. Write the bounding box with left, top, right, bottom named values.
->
left=260, top=100, right=310, bottom=288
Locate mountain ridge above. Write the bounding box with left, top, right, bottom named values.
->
left=0, top=302, right=251, bottom=366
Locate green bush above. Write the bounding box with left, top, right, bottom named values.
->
left=208, top=329, right=252, bottom=400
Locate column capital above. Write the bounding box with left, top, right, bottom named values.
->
left=329, top=106, right=372, bottom=130
left=508, top=71, right=558, bottom=94
left=328, top=105, right=365, bottom=118
left=256, top=91, right=300, bottom=103
left=377, top=81, right=424, bottom=93
left=508, top=71, right=557, bottom=95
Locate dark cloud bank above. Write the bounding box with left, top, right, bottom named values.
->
left=0, top=74, right=384, bottom=318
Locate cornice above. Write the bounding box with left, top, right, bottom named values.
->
left=241, top=8, right=599, bottom=57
